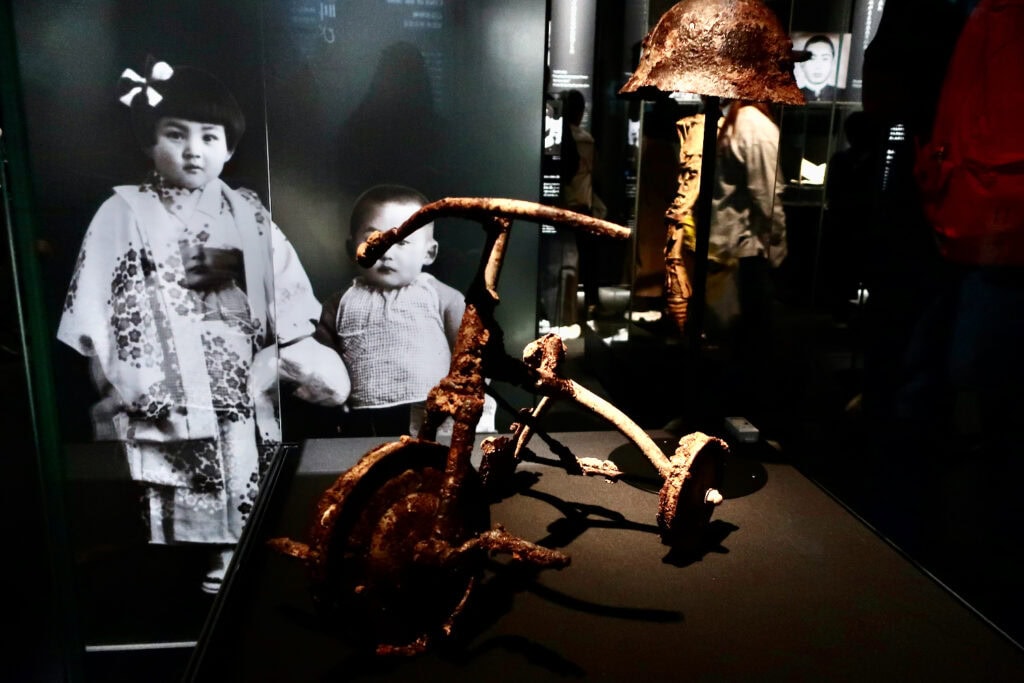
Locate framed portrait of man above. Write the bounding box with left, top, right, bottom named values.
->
left=792, top=31, right=853, bottom=103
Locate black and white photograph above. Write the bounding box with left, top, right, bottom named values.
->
left=791, top=31, right=852, bottom=102
left=7, top=0, right=544, bottom=660
left=10, top=0, right=290, bottom=652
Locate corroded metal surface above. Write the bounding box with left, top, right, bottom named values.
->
left=658, top=432, right=729, bottom=546
left=271, top=197, right=727, bottom=656
left=664, top=114, right=706, bottom=334
left=270, top=438, right=489, bottom=656
left=619, top=0, right=805, bottom=104
left=357, top=197, right=631, bottom=269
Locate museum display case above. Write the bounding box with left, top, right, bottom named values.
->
left=3, top=0, right=1022, bottom=680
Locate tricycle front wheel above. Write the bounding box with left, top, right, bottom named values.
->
left=657, top=432, right=727, bottom=549
left=308, top=438, right=491, bottom=655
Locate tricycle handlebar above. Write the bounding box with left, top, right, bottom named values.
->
left=356, top=197, right=631, bottom=267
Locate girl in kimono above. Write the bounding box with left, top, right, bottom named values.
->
left=57, top=59, right=348, bottom=593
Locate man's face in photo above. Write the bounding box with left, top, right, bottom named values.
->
left=802, top=39, right=835, bottom=87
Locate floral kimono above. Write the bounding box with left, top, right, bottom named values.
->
left=58, top=175, right=319, bottom=544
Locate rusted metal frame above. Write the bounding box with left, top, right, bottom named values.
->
left=430, top=213, right=513, bottom=550
left=356, top=197, right=630, bottom=268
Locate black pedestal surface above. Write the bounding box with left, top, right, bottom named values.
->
left=187, top=432, right=1024, bottom=682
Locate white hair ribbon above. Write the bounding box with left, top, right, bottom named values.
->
left=118, top=61, right=174, bottom=107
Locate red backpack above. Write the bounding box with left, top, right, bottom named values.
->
left=915, top=0, right=1024, bottom=265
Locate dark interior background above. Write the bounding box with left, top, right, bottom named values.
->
left=2, top=0, right=1020, bottom=680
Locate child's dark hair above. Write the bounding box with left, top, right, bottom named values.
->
left=350, top=184, right=429, bottom=237
left=129, top=65, right=246, bottom=151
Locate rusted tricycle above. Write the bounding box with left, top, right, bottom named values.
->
left=270, top=198, right=728, bottom=655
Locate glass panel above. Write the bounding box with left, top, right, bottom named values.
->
left=7, top=2, right=548, bottom=673
left=779, top=0, right=1024, bottom=647
left=9, top=0, right=281, bottom=658
left=263, top=0, right=547, bottom=442
left=577, top=0, right=1024, bottom=647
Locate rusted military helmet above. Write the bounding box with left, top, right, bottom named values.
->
left=619, top=0, right=805, bottom=105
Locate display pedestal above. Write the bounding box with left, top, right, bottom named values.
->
left=187, top=432, right=1024, bottom=682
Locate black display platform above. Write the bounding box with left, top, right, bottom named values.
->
left=186, top=432, right=1024, bottom=682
